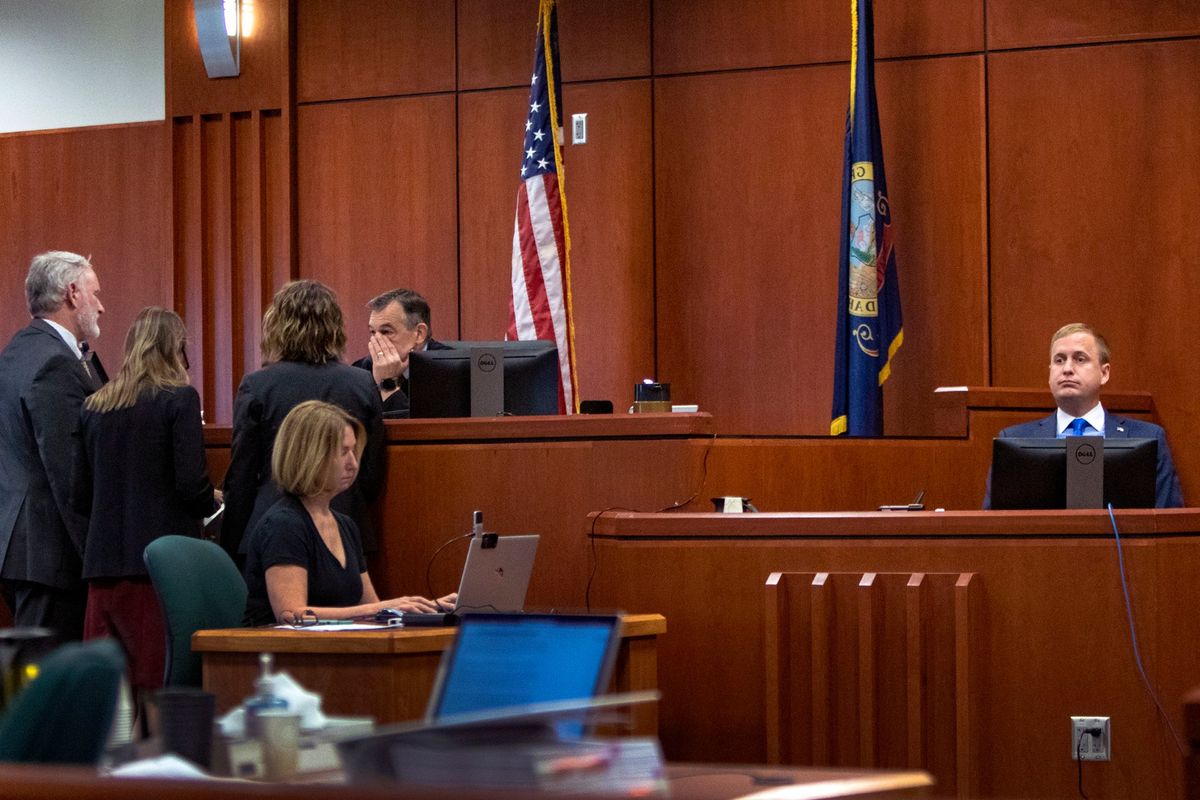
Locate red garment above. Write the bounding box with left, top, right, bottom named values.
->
left=84, top=578, right=165, bottom=691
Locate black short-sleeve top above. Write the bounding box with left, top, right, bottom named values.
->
left=242, top=495, right=366, bottom=626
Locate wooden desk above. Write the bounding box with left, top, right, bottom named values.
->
left=0, top=763, right=933, bottom=799
left=195, top=613, right=666, bottom=735
left=588, top=510, right=1200, bottom=799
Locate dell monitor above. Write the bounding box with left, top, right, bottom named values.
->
left=408, top=340, right=559, bottom=418
left=989, top=437, right=1157, bottom=509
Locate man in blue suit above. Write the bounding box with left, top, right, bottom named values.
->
left=984, top=323, right=1184, bottom=508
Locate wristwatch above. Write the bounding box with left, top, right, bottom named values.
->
left=378, top=377, right=398, bottom=392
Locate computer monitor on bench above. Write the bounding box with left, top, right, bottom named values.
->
left=989, top=437, right=1157, bottom=509
left=409, top=340, right=559, bottom=418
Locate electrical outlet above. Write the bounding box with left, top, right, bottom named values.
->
left=571, top=113, right=587, bottom=144
left=1071, top=716, right=1111, bottom=761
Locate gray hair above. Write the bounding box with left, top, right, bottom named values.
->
left=26, top=251, right=93, bottom=317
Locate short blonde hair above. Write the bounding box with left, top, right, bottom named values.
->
left=272, top=401, right=365, bottom=498
left=1051, top=323, right=1110, bottom=364
left=260, top=280, right=346, bottom=365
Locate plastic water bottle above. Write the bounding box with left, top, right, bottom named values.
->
left=243, top=652, right=287, bottom=738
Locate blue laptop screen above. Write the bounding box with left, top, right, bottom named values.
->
left=431, top=614, right=618, bottom=719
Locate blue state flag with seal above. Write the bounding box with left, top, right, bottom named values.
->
left=830, top=0, right=903, bottom=436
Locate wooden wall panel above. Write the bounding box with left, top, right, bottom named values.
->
left=296, top=96, right=460, bottom=361
left=172, top=110, right=292, bottom=424
left=0, top=123, right=170, bottom=373
left=654, top=67, right=844, bottom=434
left=655, top=56, right=985, bottom=435
left=165, top=0, right=290, bottom=117
left=558, top=80, right=655, bottom=405
left=876, top=56, right=988, bottom=435
left=988, top=0, right=1200, bottom=50
left=458, top=81, right=655, bottom=405
left=989, top=40, right=1200, bottom=502
left=458, top=0, right=650, bottom=90
left=202, top=115, right=236, bottom=423
left=457, top=87, right=528, bottom=340
left=295, top=0, right=455, bottom=104
left=653, top=0, right=983, bottom=75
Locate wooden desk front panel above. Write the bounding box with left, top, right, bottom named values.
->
left=196, top=615, right=667, bottom=733
left=203, top=416, right=714, bottom=607
left=588, top=511, right=1200, bottom=799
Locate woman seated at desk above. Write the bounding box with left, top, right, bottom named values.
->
left=242, top=400, right=451, bottom=625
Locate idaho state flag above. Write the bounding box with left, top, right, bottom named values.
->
left=830, top=0, right=903, bottom=436
left=507, top=0, right=578, bottom=414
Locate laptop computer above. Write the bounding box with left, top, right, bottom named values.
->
left=425, top=612, right=623, bottom=724
left=399, top=534, right=539, bottom=626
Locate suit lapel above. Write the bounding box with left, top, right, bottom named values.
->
left=1105, top=415, right=1130, bottom=438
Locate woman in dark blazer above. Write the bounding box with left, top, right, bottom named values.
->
left=74, top=307, right=219, bottom=693
left=221, top=280, right=384, bottom=564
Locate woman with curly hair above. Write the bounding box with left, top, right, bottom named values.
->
left=221, top=280, right=384, bottom=565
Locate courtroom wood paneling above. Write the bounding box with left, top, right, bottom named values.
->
left=0, top=122, right=170, bottom=372
left=457, top=87, right=527, bottom=341
left=655, top=57, right=985, bottom=435
left=874, top=56, right=988, bottom=436
left=458, top=80, right=655, bottom=405
left=172, top=110, right=292, bottom=424
left=165, top=0, right=289, bottom=117
left=296, top=96, right=459, bottom=361
left=988, top=0, right=1200, bottom=50
left=372, top=435, right=710, bottom=606
left=988, top=39, right=1200, bottom=503
left=704, top=436, right=989, bottom=512
left=765, top=572, right=978, bottom=798
left=295, top=0, right=456, bottom=104
left=654, top=67, right=844, bottom=435
left=590, top=515, right=1193, bottom=797
left=556, top=80, right=655, bottom=404
left=457, top=0, right=650, bottom=90
left=652, top=0, right=983, bottom=75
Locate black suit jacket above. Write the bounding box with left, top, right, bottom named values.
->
left=221, top=360, right=385, bottom=559
left=74, top=385, right=217, bottom=579
left=351, top=338, right=453, bottom=416
left=0, top=320, right=96, bottom=589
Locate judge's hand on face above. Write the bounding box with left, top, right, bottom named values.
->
left=369, top=332, right=409, bottom=385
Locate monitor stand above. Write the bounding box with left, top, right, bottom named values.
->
left=469, top=346, right=504, bottom=417
left=1065, top=435, right=1104, bottom=509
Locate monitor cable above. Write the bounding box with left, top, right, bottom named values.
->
left=1107, top=503, right=1184, bottom=755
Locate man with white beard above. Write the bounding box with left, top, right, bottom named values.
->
left=0, top=251, right=105, bottom=638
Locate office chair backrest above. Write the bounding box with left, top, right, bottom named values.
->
left=0, top=638, right=124, bottom=764
left=144, top=535, right=248, bottom=687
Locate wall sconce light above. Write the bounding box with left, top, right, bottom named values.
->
left=194, top=0, right=241, bottom=78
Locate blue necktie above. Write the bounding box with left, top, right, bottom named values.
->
left=1069, top=418, right=1088, bottom=436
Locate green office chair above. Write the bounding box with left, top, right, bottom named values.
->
left=144, top=535, right=248, bottom=687
left=0, top=638, right=125, bottom=764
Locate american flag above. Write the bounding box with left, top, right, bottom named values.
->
left=507, top=0, right=578, bottom=414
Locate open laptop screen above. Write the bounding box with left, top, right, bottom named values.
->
left=427, top=613, right=621, bottom=721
